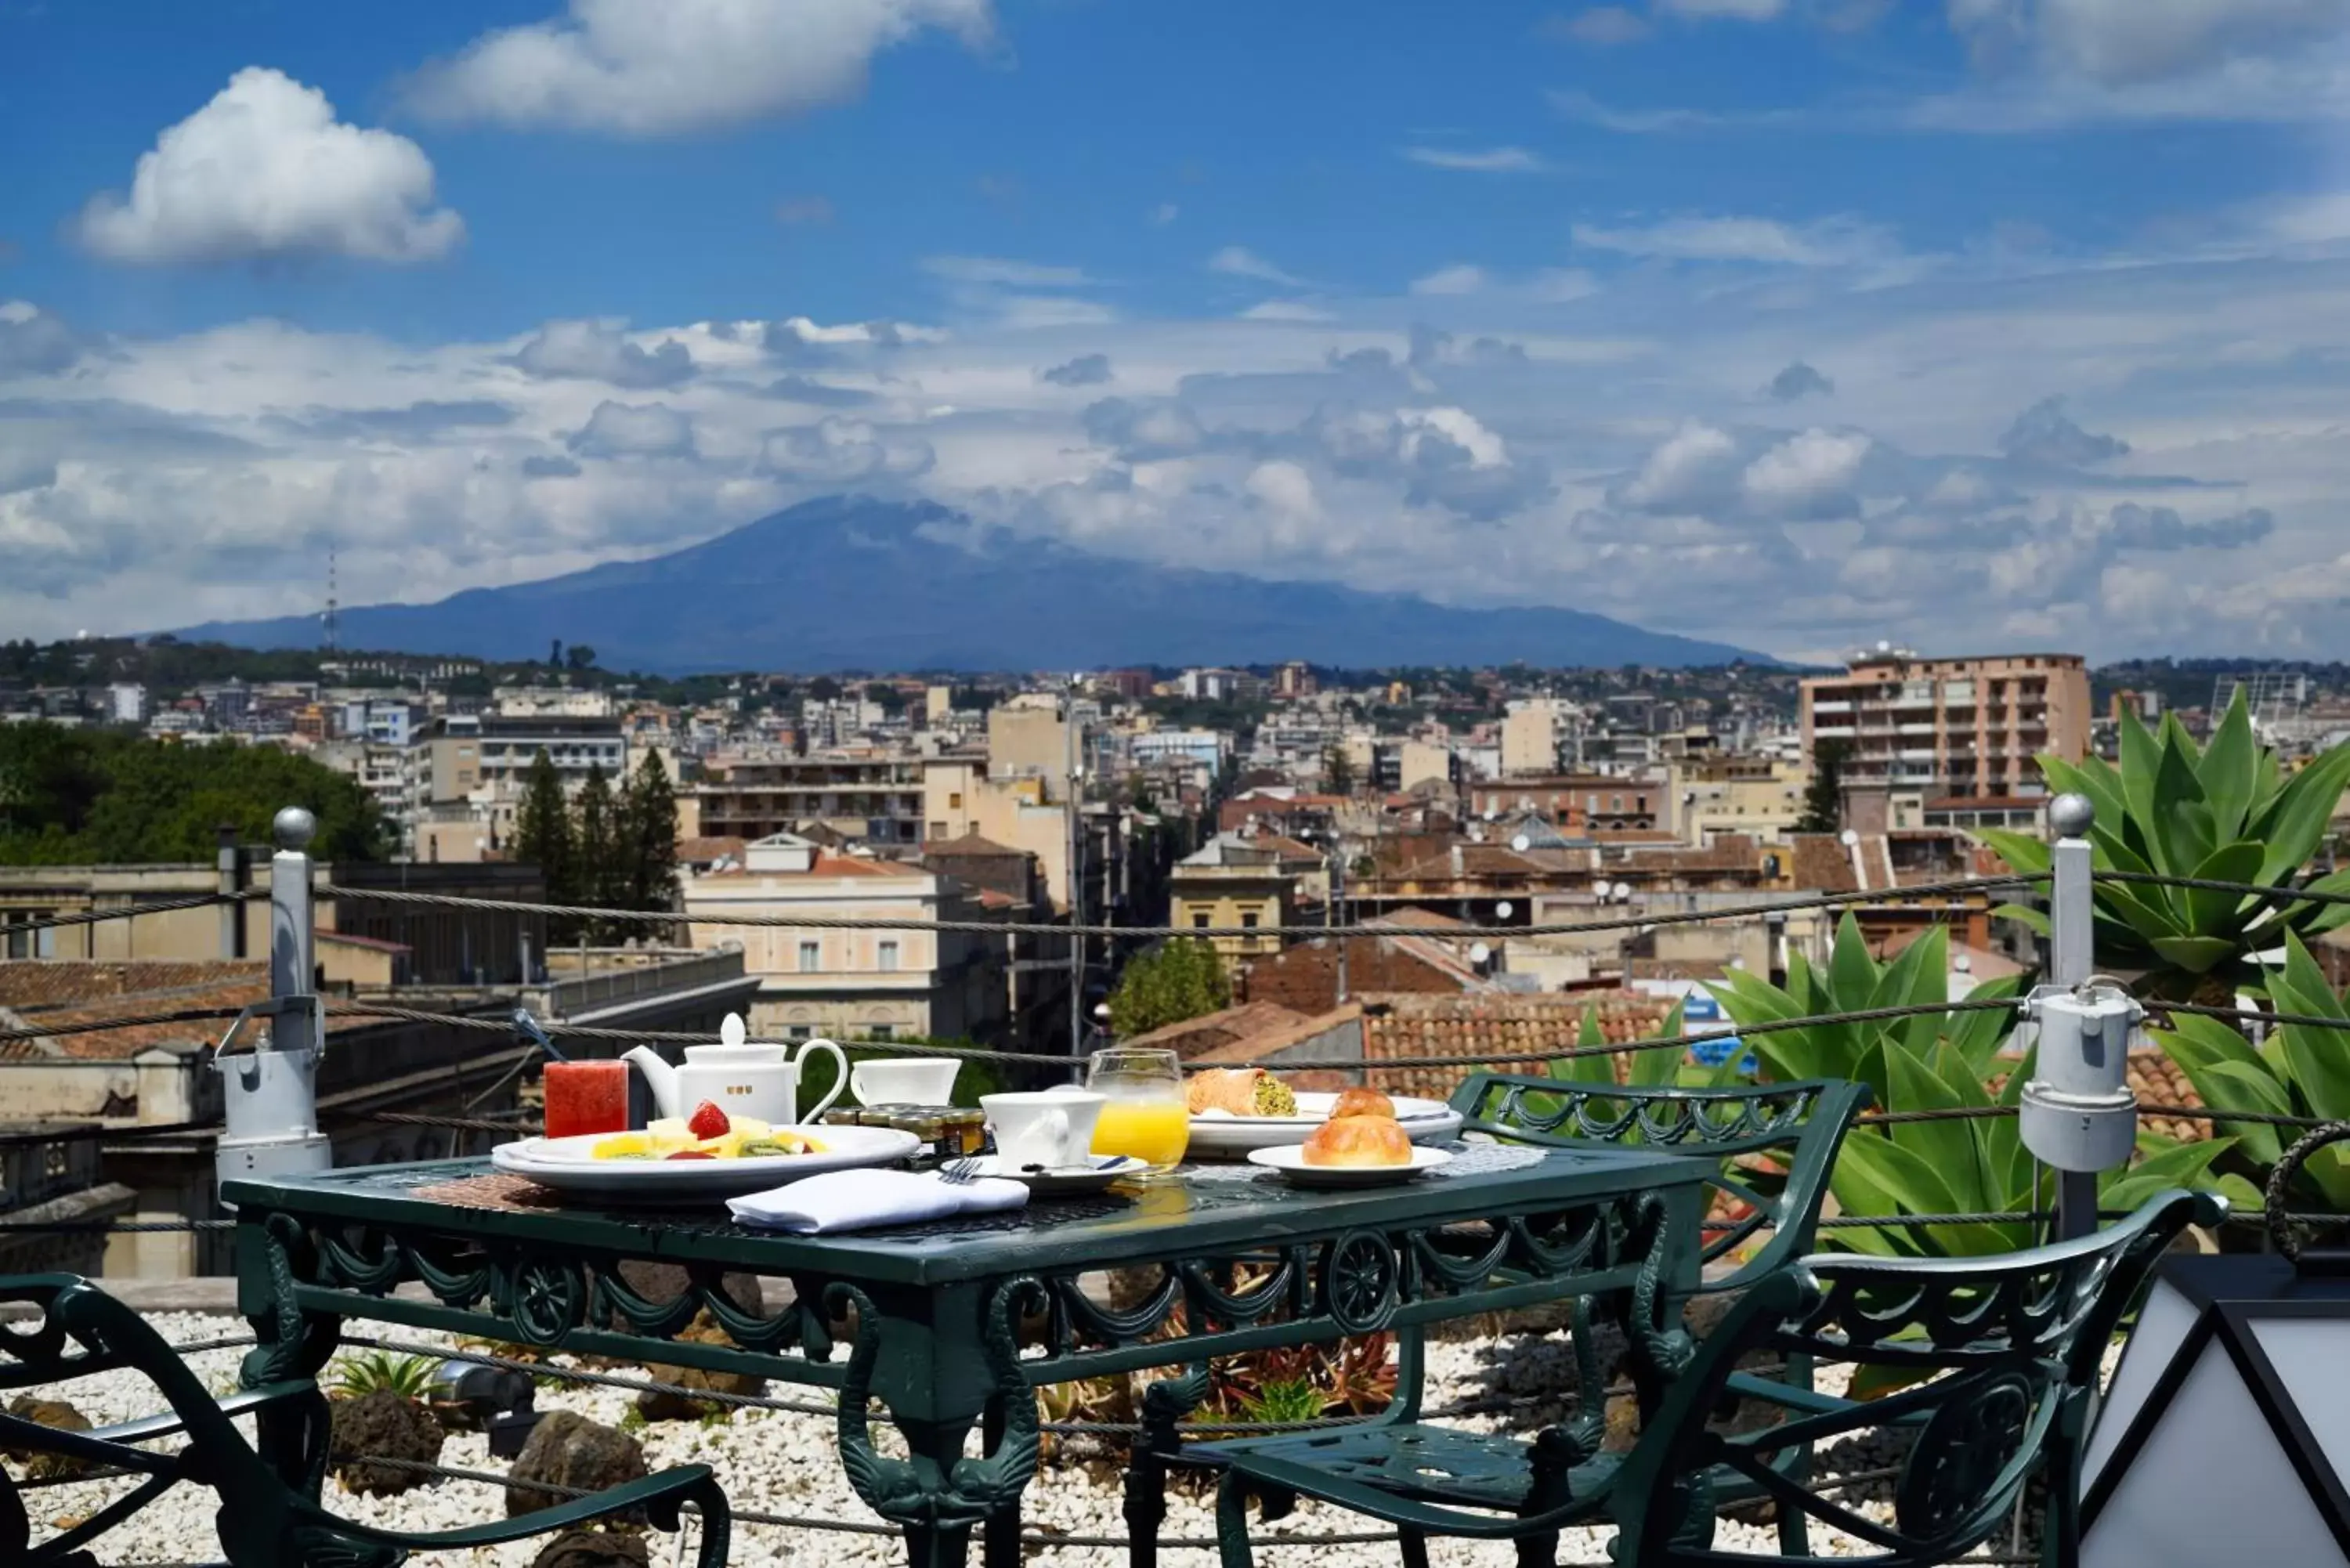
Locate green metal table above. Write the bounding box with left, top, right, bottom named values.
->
left=223, top=1143, right=1707, bottom=1568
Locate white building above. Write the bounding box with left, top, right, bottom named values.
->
left=682, top=833, right=1008, bottom=1044
left=107, top=683, right=146, bottom=724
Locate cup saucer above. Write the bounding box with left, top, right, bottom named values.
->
left=965, top=1153, right=1144, bottom=1197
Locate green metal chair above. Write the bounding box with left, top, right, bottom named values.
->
left=1198, top=1188, right=2217, bottom=1567
left=0, top=1274, right=731, bottom=1568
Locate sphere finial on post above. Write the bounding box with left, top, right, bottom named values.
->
left=273, top=806, right=317, bottom=852
left=2049, top=792, right=2095, bottom=842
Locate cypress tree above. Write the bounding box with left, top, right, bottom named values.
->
left=512, top=748, right=578, bottom=940
left=624, top=750, right=680, bottom=914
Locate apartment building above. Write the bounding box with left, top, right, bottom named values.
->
left=1170, top=833, right=1303, bottom=969
left=682, top=833, right=1007, bottom=1044
left=1467, top=774, right=1663, bottom=833
left=1668, top=756, right=1807, bottom=844
left=1499, top=700, right=1567, bottom=778
left=694, top=749, right=926, bottom=846
left=427, top=712, right=629, bottom=840
left=1801, top=649, right=2089, bottom=833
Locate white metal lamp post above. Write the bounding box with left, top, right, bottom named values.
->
left=2023, top=792, right=2141, bottom=1240
left=212, top=807, right=333, bottom=1205
left=2081, top=1125, right=2350, bottom=1566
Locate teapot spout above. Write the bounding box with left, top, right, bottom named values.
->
left=622, top=1046, right=679, bottom=1117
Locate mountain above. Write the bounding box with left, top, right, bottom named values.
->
left=173, top=497, right=1770, bottom=672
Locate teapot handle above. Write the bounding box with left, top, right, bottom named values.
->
left=796, top=1037, right=850, bottom=1123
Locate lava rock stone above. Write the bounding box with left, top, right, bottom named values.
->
left=330, top=1390, right=446, bottom=1497
left=4, top=1396, right=96, bottom=1481
left=506, top=1410, right=649, bottom=1519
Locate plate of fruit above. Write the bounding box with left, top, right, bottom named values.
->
left=490, top=1100, right=921, bottom=1202
left=1182, top=1074, right=1463, bottom=1158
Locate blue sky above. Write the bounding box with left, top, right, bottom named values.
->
left=6, top=0, right=2350, bottom=660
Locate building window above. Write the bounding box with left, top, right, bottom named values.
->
left=949, top=792, right=963, bottom=809
left=1193, top=911, right=1212, bottom=929
left=1241, top=911, right=1260, bottom=929
left=930, top=821, right=948, bottom=838
left=879, top=940, right=900, bottom=973
left=786, top=1024, right=812, bottom=1041
left=798, top=941, right=821, bottom=972
left=870, top=1024, right=895, bottom=1042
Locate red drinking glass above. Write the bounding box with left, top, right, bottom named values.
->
left=543, top=1060, right=628, bottom=1140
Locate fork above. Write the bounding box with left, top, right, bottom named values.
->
left=937, top=1157, right=984, bottom=1185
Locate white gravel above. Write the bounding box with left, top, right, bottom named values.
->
left=15, top=1314, right=2119, bottom=1566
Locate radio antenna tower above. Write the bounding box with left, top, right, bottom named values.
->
left=322, top=541, right=340, bottom=652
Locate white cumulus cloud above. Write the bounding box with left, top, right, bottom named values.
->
left=1412, top=264, right=1490, bottom=296
left=403, top=0, right=994, bottom=136
left=1209, top=247, right=1306, bottom=286
left=75, top=67, right=463, bottom=265
left=1401, top=146, right=1549, bottom=172
left=1741, top=428, right=1871, bottom=518
left=567, top=400, right=697, bottom=457
left=1573, top=213, right=1903, bottom=267
left=513, top=320, right=696, bottom=388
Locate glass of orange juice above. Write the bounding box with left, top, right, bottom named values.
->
left=1087, top=1047, right=1190, bottom=1174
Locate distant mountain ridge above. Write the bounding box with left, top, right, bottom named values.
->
left=172, top=497, right=1770, bottom=673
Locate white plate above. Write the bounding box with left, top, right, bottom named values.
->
left=490, top=1125, right=921, bottom=1203
left=1185, top=1093, right=1464, bottom=1159
left=1245, top=1143, right=1454, bottom=1188
left=956, top=1153, right=1144, bottom=1198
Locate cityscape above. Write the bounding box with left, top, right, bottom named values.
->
left=7, top=2, right=2350, bottom=1564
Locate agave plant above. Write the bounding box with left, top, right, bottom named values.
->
left=1710, top=915, right=2242, bottom=1258
left=1980, top=692, right=2350, bottom=1003
left=327, top=1350, right=437, bottom=1402
left=2153, top=930, right=2350, bottom=1211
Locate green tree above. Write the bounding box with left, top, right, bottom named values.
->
left=1322, top=744, right=1356, bottom=797
left=0, top=724, right=386, bottom=864
left=1106, top=938, right=1231, bottom=1037
left=620, top=751, right=679, bottom=914
left=573, top=763, right=620, bottom=935
left=566, top=644, right=597, bottom=671
left=1794, top=740, right=1847, bottom=833
left=512, top=748, right=579, bottom=938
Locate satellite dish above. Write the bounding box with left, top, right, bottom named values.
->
left=1496, top=901, right=1515, bottom=919
left=1469, top=942, right=1491, bottom=966
left=1839, top=828, right=1860, bottom=847
left=1510, top=834, right=1531, bottom=853
left=1613, top=881, right=1632, bottom=901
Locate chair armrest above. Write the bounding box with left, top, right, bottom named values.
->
left=1224, top=1448, right=1615, bottom=1541
left=89, top=1380, right=317, bottom=1447
left=295, top=1465, right=724, bottom=1553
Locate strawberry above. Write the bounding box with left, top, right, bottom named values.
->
left=685, top=1100, right=731, bottom=1140
left=664, top=1149, right=718, bottom=1161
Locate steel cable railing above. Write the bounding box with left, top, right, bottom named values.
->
left=311, top=872, right=2046, bottom=942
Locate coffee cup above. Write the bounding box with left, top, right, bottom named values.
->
left=850, top=1057, right=961, bottom=1107
left=981, top=1089, right=1106, bottom=1170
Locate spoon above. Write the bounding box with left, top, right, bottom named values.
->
left=511, top=1007, right=568, bottom=1064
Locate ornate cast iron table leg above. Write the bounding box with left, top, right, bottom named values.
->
left=1125, top=1364, right=1210, bottom=1568
left=236, top=1212, right=342, bottom=1500
left=830, top=1279, right=1046, bottom=1568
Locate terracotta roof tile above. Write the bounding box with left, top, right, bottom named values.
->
left=0, top=960, right=265, bottom=1011
left=924, top=832, right=1023, bottom=858
left=1357, top=992, right=1677, bottom=1102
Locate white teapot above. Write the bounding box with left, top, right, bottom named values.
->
left=623, top=1013, right=847, bottom=1128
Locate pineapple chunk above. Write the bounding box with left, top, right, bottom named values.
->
left=727, top=1115, right=771, bottom=1140
left=649, top=1117, right=689, bottom=1141
left=591, top=1132, right=652, bottom=1160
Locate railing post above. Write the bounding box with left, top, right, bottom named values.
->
left=213, top=807, right=332, bottom=1207
left=2026, top=793, right=2138, bottom=1241
left=216, top=823, right=247, bottom=959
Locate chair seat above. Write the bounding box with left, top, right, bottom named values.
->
left=1190, top=1423, right=1625, bottom=1511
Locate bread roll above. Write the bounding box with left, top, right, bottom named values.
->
left=1188, top=1068, right=1257, bottom=1115
left=1329, top=1087, right=1396, bottom=1122
left=1300, top=1115, right=1413, bottom=1168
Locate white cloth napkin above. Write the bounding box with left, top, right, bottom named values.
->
left=726, top=1169, right=1028, bottom=1234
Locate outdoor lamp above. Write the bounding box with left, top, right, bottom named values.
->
left=2081, top=1125, right=2350, bottom=1566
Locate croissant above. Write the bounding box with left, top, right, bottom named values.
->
left=1329, top=1087, right=1396, bottom=1122
left=1301, top=1115, right=1413, bottom=1167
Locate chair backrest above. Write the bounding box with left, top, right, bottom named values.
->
left=1605, top=1188, right=2218, bottom=1566
left=1452, top=1075, right=1872, bottom=1280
